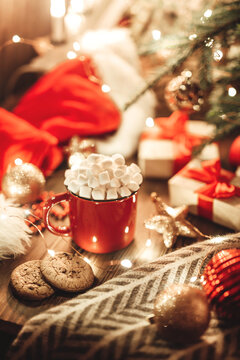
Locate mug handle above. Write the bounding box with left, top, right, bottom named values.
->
left=43, top=192, right=71, bottom=236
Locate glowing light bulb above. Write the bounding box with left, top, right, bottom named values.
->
left=67, top=51, right=77, bottom=59
left=190, top=276, right=197, bottom=283
left=228, top=87, right=237, bottom=97
left=101, top=84, right=111, bottom=93
left=12, top=35, right=21, bottom=43
left=204, top=9, right=212, bottom=18
left=73, top=41, right=81, bottom=51
left=145, top=117, right=154, bottom=127
left=213, top=49, right=223, bottom=62
left=121, top=259, right=132, bottom=268
left=152, top=30, right=161, bottom=41
left=189, top=34, right=197, bottom=41
left=48, top=249, right=55, bottom=257
left=14, top=158, right=23, bottom=165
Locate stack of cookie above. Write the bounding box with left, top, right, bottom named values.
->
left=10, top=252, right=95, bottom=301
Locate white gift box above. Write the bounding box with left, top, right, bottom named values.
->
left=138, top=120, right=219, bottom=179
left=168, top=159, right=240, bottom=230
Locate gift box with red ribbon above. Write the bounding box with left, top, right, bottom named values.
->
left=168, top=158, right=240, bottom=230
left=138, top=110, right=219, bottom=179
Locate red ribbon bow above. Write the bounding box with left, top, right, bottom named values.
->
left=141, top=110, right=204, bottom=174
left=180, top=158, right=240, bottom=219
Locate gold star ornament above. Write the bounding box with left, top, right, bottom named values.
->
left=144, top=192, right=209, bottom=248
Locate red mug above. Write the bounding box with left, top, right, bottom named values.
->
left=43, top=190, right=139, bottom=253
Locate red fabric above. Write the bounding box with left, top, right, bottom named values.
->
left=180, top=159, right=240, bottom=220
left=229, top=135, right=240, bottom=166
left=140, top=110, right=205, bottom=174
left=0, top=108, right=63, bottom=183
left=0, top=57, right=121, bottom=187
left=14, top=57, right=121, bottom=142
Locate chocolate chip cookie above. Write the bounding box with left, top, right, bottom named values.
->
left=10, top=260, right=55, bottom=300
left=40, top=252, right=94, bottom=292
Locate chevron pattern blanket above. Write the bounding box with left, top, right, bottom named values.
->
left=7, top=233, right=240, bottom=360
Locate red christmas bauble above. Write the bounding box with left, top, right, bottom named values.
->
left=229, top=136, right=240, bottom=166
left=201, top=249, right=240, bottom=320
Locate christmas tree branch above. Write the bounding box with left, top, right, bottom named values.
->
left=124, top=2, right=240, bottom=111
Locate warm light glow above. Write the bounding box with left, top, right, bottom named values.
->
left=65, top=12, right=83, bottom=36
left=101, top=84, right=111, bottom=93
left=83, top=256, right=91, bottom=264
left=70, top=0, right=85, bottom=13
left=190, top=276, right=197, bottom=283
left=145, top=238, right=152, bottom=247
left=73, top=41, right=81, bottom=51
left=121, top=259, right=132, bottom=268
left=205, top=37, right=214, bottom=48
left=152, top=30, right=161, bottom=41
left=204, top=9, right=212, bottom=18
left=12, top=35, right=21, bottom=43
left=228, top=87, right=237, bottom=97
left=67, top=50, right=77, bottom=59
left=92, top=236, right=97, bottom=243
left=145, top=117, right=154, bottom=127
left=14, top=158, right=23, bottom=165
left=184, top=70, right=192, bottom=78
left=213, top=49, right=223, bottom=62
left=50, top=0, right=66, bottom=17
left=0, top=213, right=7, bottom=220
left=24, top=209, right=31, bottom=216
left=48, top=249, right=55, bottom=257
left=124, top=226, right=129, bottom=234
left=189, top=34, right=197, bottom=41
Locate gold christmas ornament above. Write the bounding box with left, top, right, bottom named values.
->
left=2, top=163, right=45, bottom=204
left=144, top=192, right=208, bottom=248
left=164, top=70, right=204, bottom=113
left=64, top=136, right=96, bottom=167
left=152, top=284, right=210, bottom=344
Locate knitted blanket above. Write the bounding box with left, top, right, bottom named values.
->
left=7, top=233, right=240, bottom=360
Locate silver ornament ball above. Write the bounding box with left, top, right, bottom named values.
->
left=2, top=163, right=45, bottom=204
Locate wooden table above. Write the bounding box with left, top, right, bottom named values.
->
left=0, top=164, right=231, bottom=338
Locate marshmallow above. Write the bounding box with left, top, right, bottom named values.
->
left=110, top=177, right=121, bottom=188
left=79, top=186, right=92, bottom=199
left=77, top=174, right=88, bottom=185
left=114, top=168, right=125, bottom=178
left=68, top=180, right=80, bottom=194
left=119, top=186, right=131, bottom=198
left=129, top=163, right=141, bottom=174
left=127, top=181, right=139, bottom=192
left=88, top=176, right=99, bottom=188
left=132, top=172, right=143, bottom=185
left=120, top=173, right=131, bottom=185
left=92, top=187, right=105, bottom=200
left=106, top=188, right=118, bottom=200
left=112, top=153, right=125, bottom=166
left=91, top=163, right=102, bottom=175
left=87, top=153, right=102, bottom=163
left=101, top=158, right=113, bottom=169
left=107, top=168, right=114, bottom=179
left=99, top=171, right=110, bottom=185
